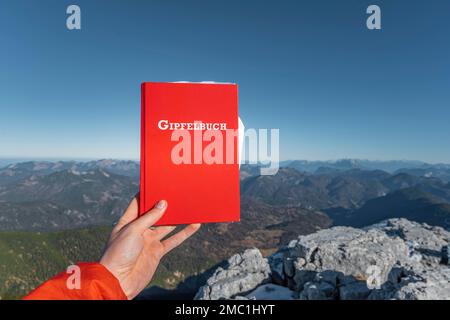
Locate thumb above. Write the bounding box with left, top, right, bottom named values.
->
left=131, top=200, right=168, bottom=231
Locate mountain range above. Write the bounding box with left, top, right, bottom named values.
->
left=0, top=168, right=137, bottom=231
left=0, top=159, right=450, bottom=299
left=280, top=159, right=450, bottom=175
left=330, top=187, right=450, bottom=229
left=1, top=159, right=450, bottom=233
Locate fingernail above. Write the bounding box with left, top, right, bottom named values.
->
left=156, top=200, right=167, bottom=209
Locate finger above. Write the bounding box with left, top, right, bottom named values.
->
left=162, top=223, right=201, bottom=254
left=113, top=196, right=139, bottom=233
left=152, top=226, right=177, bottom=240
left=130, top=200, right=168, bottom=232
left=144, top=225, right=176, bottom=241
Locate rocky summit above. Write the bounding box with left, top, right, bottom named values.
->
left=195, top=219, right=450, bottom=300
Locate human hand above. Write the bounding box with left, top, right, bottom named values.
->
left=100, top=197, right=201, bottom=300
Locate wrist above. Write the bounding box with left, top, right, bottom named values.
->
left=99, top=260, right=132, bottom=300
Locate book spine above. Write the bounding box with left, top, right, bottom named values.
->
left=235, top=85, right=240, bottom=222
left=139, top=83, right=146, bottom=215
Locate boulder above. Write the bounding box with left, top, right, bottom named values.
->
left=339, top=281, right=371, bottom=300
left=299, top=281, right=336, bottom=300
left=287, top=226, right=409, bottom=291
left=394, top=267, right=450, bottom=300
left=194, top=248, right=271, bottom=300
left=195, top=219, right=450, bottom=300
left=243, top=284, right=295, bottom=300
left=442, top=245, right=449, bottom=265
left=268, top=250, right=285, bottom=285
left=370, top=218, right=449, bottom=266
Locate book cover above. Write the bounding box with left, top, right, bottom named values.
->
left=140, top=82, right=240, bottom=225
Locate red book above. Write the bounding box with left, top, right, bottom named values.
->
left=140, top=82, right=240, bottom=225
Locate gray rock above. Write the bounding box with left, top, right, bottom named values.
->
left=292, top=269, right=316, bottom=291
left=283, top=250, right=296, bottom=278
left=232, top=295, right=253, bottom=300
left=314, top=270, right=339, bottom=287
left=245, top=284, right=295, bottom=300
left=393, top=267, right=450, bottom=300
left=370, top=218, right=449, bottom=266
left=268, top=251, right=285, bottom=285
left=195, top=219, right=450, bottom=300
left=299, top=281, right=336, bottom=300
left=289, top=226, right=409, bottom=289
left=442, top=245, right=449, bottom=265
left=194, top=248, right=271, bottom=300
left=339, top=281, right=371, bottom=300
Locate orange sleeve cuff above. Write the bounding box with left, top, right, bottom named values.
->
left=23, top=262, right=128, bottom=300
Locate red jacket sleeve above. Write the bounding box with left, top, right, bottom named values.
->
left=23, top=262, right=128, bottom=300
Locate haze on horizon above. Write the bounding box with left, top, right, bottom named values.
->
left=0, top=157, right=448, bottom=166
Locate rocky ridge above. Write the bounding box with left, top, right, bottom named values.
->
left=195, top=219, right=450, bottom=300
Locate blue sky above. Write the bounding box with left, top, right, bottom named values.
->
left=1, top=0, right=449, bottom=162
